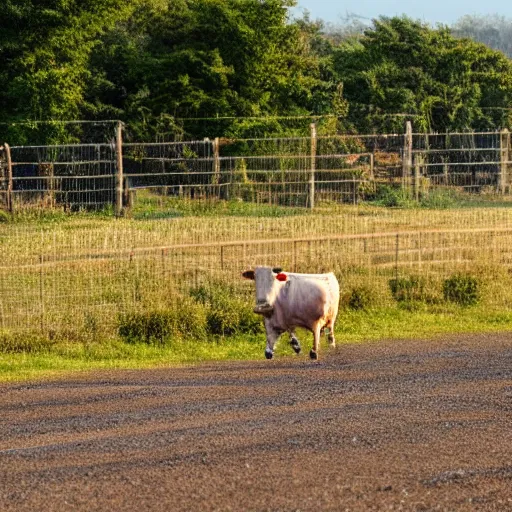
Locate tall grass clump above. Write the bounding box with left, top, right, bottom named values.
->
left=443, top=273, right=480, bottom=306
left=118, top=299, right=207, bottom=345
left=190, top=283, right=262, bottom=336
left=345, top=286, right=376, bottom=311
left=118, top=283, right=263, bottom=344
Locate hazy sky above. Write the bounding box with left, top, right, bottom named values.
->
left=294, top=0, right=512, bottom=25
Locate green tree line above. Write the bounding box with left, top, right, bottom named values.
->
left=0, top=0, right=511, bottom=143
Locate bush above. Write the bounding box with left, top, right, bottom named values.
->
left=443, top=274, right=479, bottom=306
left=368, top=185, right=412, bottom=208
left=118, top=300, right=207, bottom=345
left=347, top=286, right=374, bottom=311
left=389, top=275, right=426, bottom=302
left=190, top=283, right=262, bottom=336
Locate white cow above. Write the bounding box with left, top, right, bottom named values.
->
left=242, top=266, right=340, bottom=360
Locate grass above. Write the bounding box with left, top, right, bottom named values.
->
left=2, top=303, right=512, bottom=383
left=2, top=192, right=512, bottom=383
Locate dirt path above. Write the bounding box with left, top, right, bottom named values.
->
left=1, top=333, right=512, bottom=511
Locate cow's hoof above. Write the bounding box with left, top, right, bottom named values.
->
left=265, top=349, right=274, bottom=360
left=290, top=339, right=301, bottom=354
left=309, top=350, right=318, bottom=360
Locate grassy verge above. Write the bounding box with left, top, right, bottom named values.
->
left=2, top=304, right=512, bottom=383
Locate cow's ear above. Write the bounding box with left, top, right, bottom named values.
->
left=242, top=270, right=255, bottom=280
left=272, top=267, right=283, bottom=274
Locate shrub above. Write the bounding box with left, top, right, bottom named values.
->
left=118, top=300, right=207, bottom=345
left=389, top=275, right=426, bottom=302
left=347, top=286, right=374, bottom=311
left=443, top=274, right=479, bottom=306
left=190, top=283, right=262, bottom=336
left=369, top=185, right=412, bottom=208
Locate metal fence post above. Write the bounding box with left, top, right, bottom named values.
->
left=402, top=121, right=413, bottom=197
left=115, top=122, right=124, bottom=216
left=310, top=123, right=316, bottom=210
left=4, top=143, right=13, bottom=213
left=499, top=128, right=510, bottom=194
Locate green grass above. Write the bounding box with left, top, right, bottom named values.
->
left=2, top=304, right=512, bottom=383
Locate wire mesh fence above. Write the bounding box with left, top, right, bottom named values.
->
left=2, top=208, right=512, bottom=337
left=2, top=144, right=117, bottom=211
left=1, top=127, right=511, bottom=213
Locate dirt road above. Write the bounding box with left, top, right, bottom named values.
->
left=1, top=333, right=512, bottom=511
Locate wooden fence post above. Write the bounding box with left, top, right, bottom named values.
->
left=310, top=123, right=316, bottom=210
left=115, top=121, right=124, bottom=216
left=499, top=128, right=510, bottom=194
left=369, top=153, right=375, bottom=181
left=402, top=121, right=413, bottom=197
left=414, top=154, right=423, bottom=201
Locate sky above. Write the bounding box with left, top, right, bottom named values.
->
left=294, top=0, right=512, bottom=26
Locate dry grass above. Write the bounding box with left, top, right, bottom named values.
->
left=1, top=202, right=512, bottom=342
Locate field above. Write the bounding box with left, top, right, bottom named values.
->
left=2, top=193, right=512, bottom=380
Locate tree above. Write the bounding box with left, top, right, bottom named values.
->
left=89, top=0, right=343, bottom=140
left=0, top=0, right=140, bottom=143
left=332, top=17, right=512, bottom=133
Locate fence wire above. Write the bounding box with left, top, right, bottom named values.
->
left=1, top=130, right=510, bottom=212
left=2, top=208, right=512, bottom=336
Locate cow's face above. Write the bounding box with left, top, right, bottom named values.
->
left=242, top=266, right=287, bottom=315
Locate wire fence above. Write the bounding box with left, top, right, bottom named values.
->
left=2, top=208, right=512, bottom=337
left=1, top=125, right=510, bottom=213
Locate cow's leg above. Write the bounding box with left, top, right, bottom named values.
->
left=325, top=323, right=335, bottom=348
left=289, top=331, right=301, bottom=354
left=264, top=321, right=280, bottom=360
left=310, top=322, right=322, bottom=360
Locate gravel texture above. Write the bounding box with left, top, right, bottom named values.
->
left=1, top=333, right=512, bottom=511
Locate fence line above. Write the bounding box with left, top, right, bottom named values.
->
left=1, top=126, right=511, bottom=212
left=2, top=224, right=512, bottom=335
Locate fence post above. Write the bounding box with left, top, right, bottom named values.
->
left=4, top=143, right=13, bottom=213
left=212, top=137, right=222, bottom=199
left=369, top=153, right=375, bottom=181
left=310, top=123, right=316, bottom=210
left=499, top=128, right=510, bottom=194
left=115, top=121, right=124, bottom=216
left=414, top=154, right=423, bottom=201
left=402, top=121, right=413, bottom=197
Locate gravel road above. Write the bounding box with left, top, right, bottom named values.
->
left=1, top=333, right=512, bottom=511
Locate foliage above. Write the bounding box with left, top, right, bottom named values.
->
left=0, top=0, right=138, bottom=144
left=389, top=275, right=426, bottom=302
left=443, top=273, right=480, bottom=306
left=1, top=4, right=512, bottom=143
left=190, top=283, right=262, bottom=337
left=346, top=286, right=374, bottom=311
left=367, top=185, right=413, bottom=208
left=118, top=300, right=208, bottom=344
left=333, top=17, right=512, bottom=133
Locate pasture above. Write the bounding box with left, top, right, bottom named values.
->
left=2, top=196, right=512, bottom=380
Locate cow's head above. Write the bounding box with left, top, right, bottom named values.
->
left=242, top=266, right=287, bottom=315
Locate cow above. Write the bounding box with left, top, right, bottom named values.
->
left=242, top=266, right=340, bottom=360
